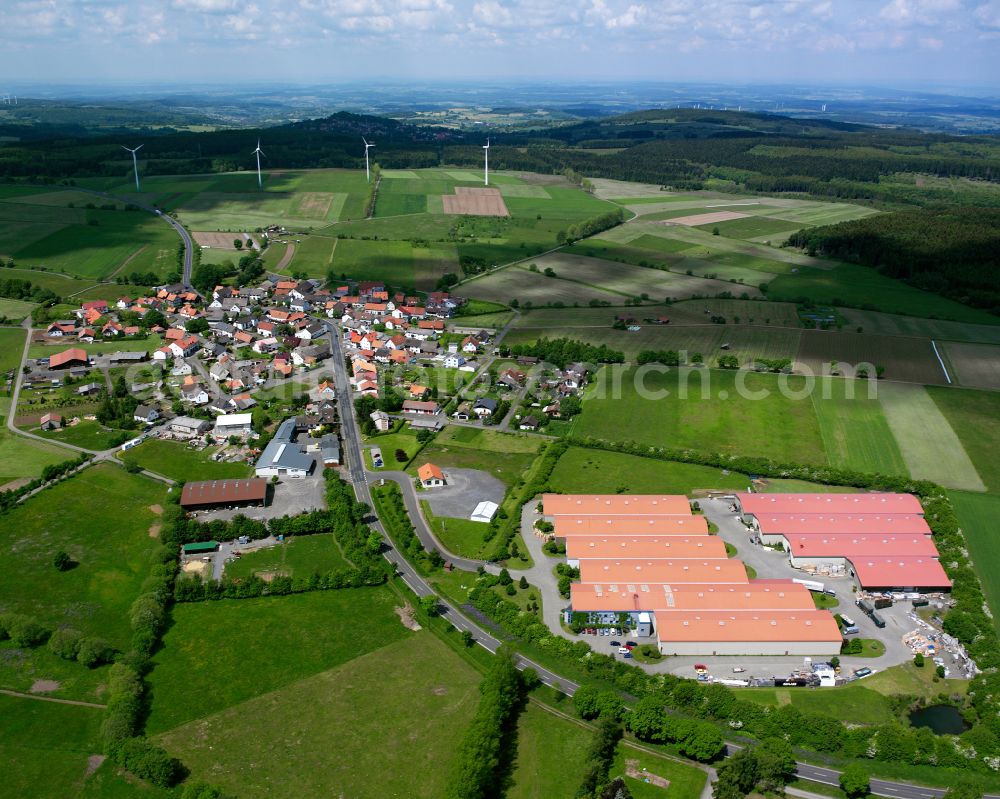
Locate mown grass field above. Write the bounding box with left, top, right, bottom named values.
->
left=117, top=438, right=252, bottom=482
left=0, top=464, right=166, bottom=650
left=224, top=534, right=352, bottom=580
left=507, top=702, right=592, bottom=799
left=572, top=367, right=827, bottom=465
left=810, top=378, right=908, bottom=475
left=549, top=446, right=750, bottom=495
left=157, top=630, right=481, bottom=799
left=0, top=693, right=173, bottom=799
left=0, top=424, right=69, bottom=486
left=929, top=387, right=1000, bottom=493
left=0, top=297, right=37, bottom=321
left=877, top=382, right=985, bottom=492
left=37, top=420, right=129, bottom=451
left=0, top=327, right=26, bottom=375
left=949, top=491, right=1000, bottom=632
left=146, top=587, right=410, bottom=735
left=422, top=502, right=494, bottom=559
left=364, top=425, right=423, bottom=469
left=27, top=333, right=163, bottom=358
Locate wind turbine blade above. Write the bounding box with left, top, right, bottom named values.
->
left=122, top=146, right=131, bottom=152
left=362, top=137, right=369, bottom=146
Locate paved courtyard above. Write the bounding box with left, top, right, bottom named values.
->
left=420, top=467, right=505, bottom=519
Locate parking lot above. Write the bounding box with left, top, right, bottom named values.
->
left=197, top=464, right=327, bottom=524
left=421, top=467, right=505, bottom=519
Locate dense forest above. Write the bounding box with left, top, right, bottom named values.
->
left=786, top=208, right=1000, bottom=312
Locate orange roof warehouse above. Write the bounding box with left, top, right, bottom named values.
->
left=543, top=493, right=844, bottom=657
left=734, top=493, right=950, bottom=592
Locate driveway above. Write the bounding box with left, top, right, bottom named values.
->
left=419, top=467, right=506, bottom=519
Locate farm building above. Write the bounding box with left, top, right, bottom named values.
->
left=734, top=493, right=950, bottom=592
left=213, top=413, right=253, bottom=439
left=182, top=541, right=220, bottom=555
left=471, top=500, right=499, bottom=523
left=169, top=416, right=211, bottom=437
left=39, top=413, right=62, bottom=431
left=48, top=348, right=90, bottom=369
left=545, top=493, right=842, bottom=657
left=180, top=478, right=267, bottom=510
left=255, top=418, right=314, bottom=479
left=418, top=462, right=446, bottom=488
left=402, top=399, right=440, bottom=416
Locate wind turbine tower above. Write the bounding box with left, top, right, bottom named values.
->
left=483, top=138, right=490, bottom=186
left=121, top=144, right=143, bottom=191
left=362, top=137, right=375, bottom=182
left=253, top=140, right=265, bottom=189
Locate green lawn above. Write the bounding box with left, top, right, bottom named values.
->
left=0, top=327, right=26, bottom=374
left=37, top=420, right=130, bottom=451
left=740, top=683, right=895, bottom=725
left=157, top=631, right=481, bottom=799
left=549, top=446, right=750, bottom=495
left=610, top=746, right=707, bottom=799
left=117, top=438, right=252, bottom=482
left=0, top=693, right=173, bottom=799
left=949, top=491, right=1000, bottom=629
left=364, top=426, right=423, bottom=469
left=145, top=587, right=410, bottom=734
left=507, top=702, right=593, bottom=799
left=0, top=297, right=37, bottom=321
left=811, top=378, right=908, bottom=475
left=422, top=501, right=493, bottom=559
left=28, top=334, right=162, bottom=358
left=0, top=423, right=69, bottom=486
left=0, top=464, right=166, bottom=649
left=0, top=642, right=110, bottom=702
left=929, top=386, right=1000, bottom=493
left=224, top=534, right=351, bottom=580
left=572, top=367, right=827, bottom=465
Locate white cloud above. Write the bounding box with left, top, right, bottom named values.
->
left=172, top=0, right=238, bottom=10
left=974, top=1, right=1000, bottom=27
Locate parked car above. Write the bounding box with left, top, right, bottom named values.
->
left=624, top=642, right=636, bottom=649
left=618, top=647, right=629, bottom=654
left=623, top=652, right=633, bottom=659
left=610, top=641, right=621, bottom=647
left=732, top=666, right=746, bottom=673
left=853, top=667, right=873, bottom=678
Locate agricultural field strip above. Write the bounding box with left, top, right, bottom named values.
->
left=937, top=342, right=1000, bottom=391
left=877, top=382, right=986, bottom=492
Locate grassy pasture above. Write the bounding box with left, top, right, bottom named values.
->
left=146, top=588, right=410, bottom=735
left=37, top=420, right=128, bottom=451
left=224, top=534, right=351, bottom=580
left=795, top=330, right=947, bottom=385
left=28, top=333, right=162, bottom=358
left=609, top=747, right=707, bottom=799
left=0, top=464, right=166, bottom=648
left=0, top=424, right=70, bottom=486
left=0, top=326, right=26, bottom=374
left=329, top=238, right=416, bottom=285
left=929, top=387, right=1000, bottom=493
left=549, top=446, right=750, bottom=495
left=0, top=693, right=173, bottom=799
left=116, top=438, right=252, bottom=482
left=507, top=702, right=593, bottom=799
left=157, top=632, right=481, bottom=799
left=572, top=367, right=827, bottom=465
left=810, top=378, right=908, bottom=475
left=464, top=265, right=623, bottom=306
left=949, top=491, right=1000, bottom=629
left=0, top=268, right=106, bottom=299
left=423, top=503, right=493, bottom=559
left=877, top=382, right=985, bottom=491
left=768, top=262, right=1000, bottom=325
left=701, top=214, right=803, bottom=240
left=0, top=297, right=37, bottom=321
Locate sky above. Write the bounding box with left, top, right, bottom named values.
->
left=2, top=0, right=999, bottom=89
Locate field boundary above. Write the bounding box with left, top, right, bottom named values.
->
left=0, top=688, right=107, bottom=708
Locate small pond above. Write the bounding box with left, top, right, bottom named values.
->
left=908, top=704, right=970, bottom=735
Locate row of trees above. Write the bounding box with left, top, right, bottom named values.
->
left=446, top=650, right=528, bottom=799
left=557, top=208, right=625, bottom=245
left=506, top=337, right=624, bottom=368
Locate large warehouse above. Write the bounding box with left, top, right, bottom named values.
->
left=544, top=493, right=843, bottom=656
left=734, top=493, right=951, bottom=592
left=180, top=478, right=268, bottom=510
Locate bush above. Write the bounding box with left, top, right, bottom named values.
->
left=1, top=613, right=50, bottom=647
left=48, top=627, right=84, bottom=659
left=77, top=637, right=115, bottom=668
left=53, top=550, right=72, bottom=571
left=112, top=737, right=181, bottom=787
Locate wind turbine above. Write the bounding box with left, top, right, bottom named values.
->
left=362, top=137, right=375, bottom=182
left=253, top=139, right=265, bottom=189
left=121, top=144, right=143, bottom=191
left=483, top=138, right=490, bottom=186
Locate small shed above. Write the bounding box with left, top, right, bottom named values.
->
left=470, top=500, right=499, bottom=523
left=182, top=541, right=220, bottom=555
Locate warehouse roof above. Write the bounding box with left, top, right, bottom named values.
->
left=180, top=478, right=267, bottom=508
left=783, top=533, right=940, bottom=558
left=570, top=580, right=816, bottom=612
left=737, top=492, right=924, bottom=516
left=567, top=536, right=727, bottom=560
left=654, top=610, right=842, bottom=643
left=214, top=412, right=253, bottom=427
left=48, top=347, right=89, bottom=368
left=753, top=513, right=931, bottom=536
left=580, top=558, right=749, bottom=585
left=849, top=557, right=952, bottom=589
left=553, top=516, right=709, bottom=537
left=544, top=494, right=691, bottom=516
